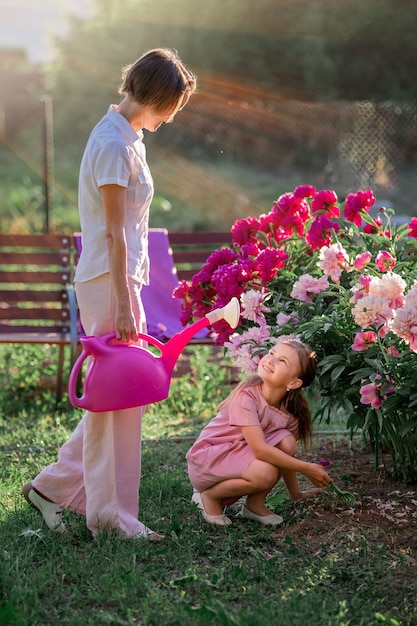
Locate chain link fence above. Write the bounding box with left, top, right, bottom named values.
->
left=1, top=82, right=417, bottom=230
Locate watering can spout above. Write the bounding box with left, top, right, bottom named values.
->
left=161, top=297, right=241, bottom=370
left=205, top=297, right=240, bottom=328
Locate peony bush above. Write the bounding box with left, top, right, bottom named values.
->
left=174, top=186, right=417, bottom=483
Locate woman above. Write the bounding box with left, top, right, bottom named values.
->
left=23, top=49, right=197, bottom=540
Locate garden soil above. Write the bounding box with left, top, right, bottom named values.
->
left=286, top=436, right=417, bottom=557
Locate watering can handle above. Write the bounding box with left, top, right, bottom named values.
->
left=135, top=332, right=165, bottom=352
left=68, top=347, right=90, bottom=405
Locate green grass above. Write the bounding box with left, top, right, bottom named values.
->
left=0, top=344, right=414, bottom=626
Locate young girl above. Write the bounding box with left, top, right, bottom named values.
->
left=186, top=337, right=333, bottom=526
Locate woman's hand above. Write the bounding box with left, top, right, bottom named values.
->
left=115, top=305, right=138, bottom=343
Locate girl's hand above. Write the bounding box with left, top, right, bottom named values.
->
left=304, top=463, right=332, bottom=488
left=293, top=488, right=323, bottom=503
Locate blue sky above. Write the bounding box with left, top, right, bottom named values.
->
left=0, top=0, right=93, bottom=63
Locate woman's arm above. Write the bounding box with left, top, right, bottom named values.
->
left=101, top=183, right=138, bottom=343
left=240, top=424, right=332, bottom=488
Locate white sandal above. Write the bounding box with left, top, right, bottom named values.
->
left=22, top=482, right=66, bottom=534
left=192, top=491, right=232, bottom=527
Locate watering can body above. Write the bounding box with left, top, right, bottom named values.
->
left=68, top=297, right=240, bottom=412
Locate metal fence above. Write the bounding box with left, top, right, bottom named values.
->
left=1, top=84, right=417, bottom=228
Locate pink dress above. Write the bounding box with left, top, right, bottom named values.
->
left=186, top=383, right=299, bottom=492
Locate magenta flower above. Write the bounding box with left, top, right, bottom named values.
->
left=241, top=242, right=260, bottom=258
left=306, top=215, right=340, bottom=250
left=211, top=258, right=256, bottom=303
left=344, top=189, right=375, bottom=227
left=311, top=189, right=339, bottom=216
left=270, top=192, right=311, bottom=236
left=375, top=250, right=396, bottom=272
left=351, top=331, right=377, bottom=352
left=231, top=217, right=261, bottom=245
left=293, top=185, right=316, bottom=199
left=256, top=248, right=288, bottom=282
left=363, top=217, right=382, bottom=234
left=407, top=217, right=417, bottom=240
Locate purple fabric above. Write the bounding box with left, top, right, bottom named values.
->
left=74, top=229, right=209, bottom=341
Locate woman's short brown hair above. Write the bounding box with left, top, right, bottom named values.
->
left=119, top=48, right=197, bottom=113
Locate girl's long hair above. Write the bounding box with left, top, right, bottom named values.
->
left=219, top=338, right=317, bottom=447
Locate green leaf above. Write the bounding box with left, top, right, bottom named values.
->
left=331, top=364, right=347, bottom=382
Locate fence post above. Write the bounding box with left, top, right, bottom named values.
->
left=41, top=96, right=54, bottom=234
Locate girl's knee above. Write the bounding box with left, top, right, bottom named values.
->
left=276, top=434, right=297, bottom=457
left=244, top=460, right=278, bottom=490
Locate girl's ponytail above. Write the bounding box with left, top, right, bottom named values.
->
left=278, top=337, right=317, bottom=448
left=282, top=388, right=312, bottom=447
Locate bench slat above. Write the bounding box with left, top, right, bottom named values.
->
left=0, top=306, right=70, bottom=320
left=0, top=330, right=71, bottom=343
left=0, top=233, right=72, bottom=247
left=0, top=271, right=72, bottom=283
left=0, top=251, right=70, bottom=266
left=0, top=289, right=67, bottom=302
left=168, top=231, right=231, bottom=245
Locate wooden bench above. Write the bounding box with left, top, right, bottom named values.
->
left=0, top=233, right=79, bottom=402
left=0, top=230, right=231, bottom=401
left=167, top=231, right=232, bottom=281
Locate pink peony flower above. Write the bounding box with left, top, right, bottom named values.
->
left=351, top=331, right=377, bottom=352
left=368, top=273, right=406, bottom=309
left=224, top=325, right=271, bottom=373
left=354, top=251, right=372, bottom=270
left=391, top=282, right=417, bottom=351
left=352, top=294, right=394, bottom=329
left=317, top=243, right=350, bottom=283
left=276, top=311, right=299, bottom=326
left=386, top=346, right=400, bottom=358
left=375, top=250, right=396, bottom=272
left=240, top=289, right=270, bottom=324
left=360, top=382, right=382, bottom=408
left=290, top=274, right=329, bottom=302
left=350, top=274, right=373, bottom=303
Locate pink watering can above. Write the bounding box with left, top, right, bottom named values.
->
left=68, top=297, right=240, bottom=412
